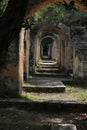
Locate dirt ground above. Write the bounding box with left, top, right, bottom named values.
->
left=0, top=107, right=87, bottom=130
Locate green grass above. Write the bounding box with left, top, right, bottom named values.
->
left=37, top=59, right=43, bottom=65
left=23, top=83, right=34, bottom=87
left=66, top=85, right=87, bottom=102
left=23, top=83, right=87, bottom=102
left=21, top=91, right=48, bottom=101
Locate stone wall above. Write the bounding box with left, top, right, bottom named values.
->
left=73, top=46, right=87, bottom=79
left=0, top=38, right=20, bottom=97
left=71, top=26, right=87, bottom=79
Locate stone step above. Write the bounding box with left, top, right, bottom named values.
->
left=40, top=60, right=56, bottom=63
left=23, top=87, right=65, bottom=93
left=39, top=66, right=59, bottom=69
left=23, top=81, right=65, bottom=93
left=0, top=99, right=87, bottom=113
left=39, top=62, right=57, bottom=66
left=34, top=72, right=67, bottom=77
left=36, top=68, right=59, bottom=71
left=36, top=68, right=62, bottom=73
left=51, top=124, right=77, bottom=130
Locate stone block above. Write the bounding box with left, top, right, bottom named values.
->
left=51, top=124, right=77, bottom=130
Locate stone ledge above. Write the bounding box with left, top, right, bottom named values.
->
left=51, top=124, right=77, bottom=130
left=23, top=84, right=65, bottom=93
left=0, top=99, right=87, bottom=113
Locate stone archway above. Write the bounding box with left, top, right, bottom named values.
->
left=34, top=25, right=68, bottom=72
left=40, top=37, right=54, bottom=60
left=25, top=0, right=87, bottom=19
left=0, top=0, right=87, bottom=97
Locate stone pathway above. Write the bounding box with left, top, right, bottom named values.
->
left=24, top=76, right=78, bottom=102
left=35, top=60, right=66, bottom=77
left=23, top=77, right=65, bottom=93
left=1, top=107, right=87, bottom=130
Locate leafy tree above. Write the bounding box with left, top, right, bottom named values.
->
left=0, top=0, right=9, bottom=16
left=31, top=3, right=65, bottom=26
left=31, top=2, right=87, bottom=27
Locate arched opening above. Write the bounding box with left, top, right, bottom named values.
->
left=40, top=37, right=54, bottom=60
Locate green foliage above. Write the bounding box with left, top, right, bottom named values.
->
left=31, top=3, right=87, bottom=27
left=23, top=83, right=34, bottom=87
left=21, top=91, right=48, bottom=100
left=0, top=0, right=9, bottom=16
left=66, top=85, right=87, bottom=102
left=31, top=3, right=65, bottom=26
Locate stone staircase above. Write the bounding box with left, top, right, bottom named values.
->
left=35, top=60, right=67, bottom=77
left=23, top=76, right=65, bottom=93
left=22, top=59, right=87, bottom=118
left=0, top=60, right=86, bottom=130
left=25, top=60, right=67, bottom=93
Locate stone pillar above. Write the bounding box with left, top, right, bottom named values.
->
left=40, top=43, right=43, bottom=59
left=0, top=28, right=25, bottom=97
left=52, top=41, right=57, bottom=61
left=52, top=42, right=55, bottom=60
left=73, top=47, right=76, bottom=76
left=19, top=28, right=25, bottom=90
left=24, top=29, right=30, bottom=82
left=61, top=41, right=65, bottom=68
left=57, top=41, right=61, bottom=65
left=36, top=38, right=40, bottom=63
left=66, top=42, right=72, bottom=72
left=64, top=41, right=67, bottom=68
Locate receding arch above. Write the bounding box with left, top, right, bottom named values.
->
left=34, top=25, right=68, bottom=42
left=40, top=37, right=54, bottom=60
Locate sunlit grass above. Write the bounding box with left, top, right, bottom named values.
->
left=21, top=91, right=48, bottom=101
left=66, top=85, right=87, bottom=102
left=23, top=83, right=34, bottom=87
left=23, top=83, right=87, bottom=102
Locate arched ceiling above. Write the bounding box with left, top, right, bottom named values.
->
left=25, top=0, right=87, bottom=19
left=41, top=35, right=59, bottom=42
left=34, top=25, right=68, bottom=41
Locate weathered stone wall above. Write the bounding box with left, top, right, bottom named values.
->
left=71, top=26, right=87, bottom=79
left=0, top=38, right=20, bottom=97
left=73, top=46, right=87, bottom=79
left=0, top=0, right=28, bottom=97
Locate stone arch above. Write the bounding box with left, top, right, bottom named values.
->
left=40, top=37, right=54, bottom=60
left=25, top=0, right=87, bottom=19
left=41, top=35, right=60, bottom=61
left=34, top=25, right=68, bottom=41
left=34, top=26, right=68, bottom=71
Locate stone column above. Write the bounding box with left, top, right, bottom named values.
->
left=61, top=41, right=65, bottom=68
left=64, top=41, right=67, bottom=68
left=0, top=28, right=25, bottom=97
left=19, top=28, right=25, bottom=91
left=51, top=42, right=56, bottom=59
left=35, top=38, right=40, bottom=64
left=53, top=41, right=57, bottom=61
left=40, top=43, right=43, bottom=59
left=57, top=41, right=61, bottom=65
left=24, top=29, right=30, bottom=82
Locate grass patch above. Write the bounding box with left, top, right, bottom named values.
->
left=66, top=85, right=87, bottom=102
left=37, top=59, right=43, bottom=65
left=21, top=91, right=48, bottom=101
left=23, top=83, right=34, bottom=87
